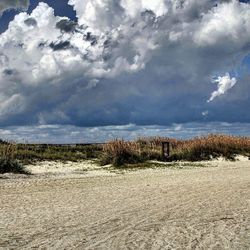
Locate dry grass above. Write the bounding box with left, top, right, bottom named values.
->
left=170, top=134, right=250, bottom=161
left=1, top=134, right=249, bottom=169
left=101, top=135, right=250, bottom=166
left=100, top=140, right=142, bottom=166
left=0, top=142, right=16, bottom=160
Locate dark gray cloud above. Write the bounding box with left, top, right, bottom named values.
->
left=49, top=41, right=71, bottom=51
left=24, top=18, right=37, bottom=27
left=56, top=19, right=77, bottom=33
left=85, top=32, right=97, bottom=46
left=3, top=69, right=15, bottom=76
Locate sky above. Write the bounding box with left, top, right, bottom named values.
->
left=0, top=0, right=250, bottom=143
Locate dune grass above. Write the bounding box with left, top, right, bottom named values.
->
left=100, top=135, right=250, bottom=167
left=0, top=142, right=30, bottom=174
left=100, top=140, right=143, bottom=166
left=168, top=135, right=250, bottom=161
left=15, top=144, right=103, bottom=164
left=1, top=134, right=249, bottom=170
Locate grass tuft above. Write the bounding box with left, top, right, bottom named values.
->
left=100, top=140, right=143, bottom=167
left=0, top=142, right=30, bottom=174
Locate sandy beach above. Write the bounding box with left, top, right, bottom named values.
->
left=0, top=159, right=250, bottom=249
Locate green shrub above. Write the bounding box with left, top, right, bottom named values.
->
left=0, top=142, right=30, bottom=174
left=15, top=144, right=103, bottom=163
left=0, top=158, right=30, bottom=174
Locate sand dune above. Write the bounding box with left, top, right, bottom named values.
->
left=0, top=159, right=249, bottom=249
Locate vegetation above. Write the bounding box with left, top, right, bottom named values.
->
left=100, top=140, right=143, bottom=166
left=0, top=142, right=30, bottom=174
left=168, top=135, right=250, bottom=161
left=100, top=135, right=250, bottom=167
left=1, top=134, right=249, bottom=170
left=109, top=162, right=207, bottom=172
left=15, top=144, right=103, bottom=164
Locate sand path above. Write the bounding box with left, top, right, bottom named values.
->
left=0, top=161, right=250, bottom=249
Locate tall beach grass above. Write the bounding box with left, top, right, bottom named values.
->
left=100, top=134, right=250, bottom=166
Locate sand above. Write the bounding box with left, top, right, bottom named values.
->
left=0, top=158, right=249, bottom=249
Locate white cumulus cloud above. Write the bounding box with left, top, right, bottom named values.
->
left=194, top=0, right=250, bottom=47
left=208, top=73, right=237, bottom=102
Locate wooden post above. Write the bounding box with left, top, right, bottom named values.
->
left=162, top=141, right=170, bottom=161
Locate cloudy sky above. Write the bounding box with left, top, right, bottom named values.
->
left=0, top=0, right=250, bottom=143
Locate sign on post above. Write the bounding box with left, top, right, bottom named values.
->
left=162, top=141, right=170, bottom=161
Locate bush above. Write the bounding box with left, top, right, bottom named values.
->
left=0, top=142, right=29, bottom=174
left=0, top=158, right=30, bottom=174
left=100, top=140, right=144, bottom=167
